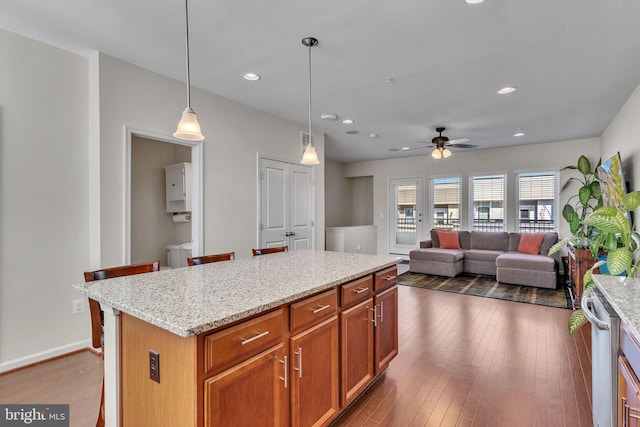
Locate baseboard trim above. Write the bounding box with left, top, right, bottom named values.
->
left=0, top=339, right=93, bottom=374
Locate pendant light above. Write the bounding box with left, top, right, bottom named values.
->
left=300, top=37, right=320, bottom=165
left=174, top=0, right=205, bottom=141
left=431, top=146, right=452, bottom=159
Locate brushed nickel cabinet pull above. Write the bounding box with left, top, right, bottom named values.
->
left=241, top=330, right=270, bottom=346
left=354, top=287, right=368, bottom=294
left=294, top=347, right=303, bottom=378
left=378, top=301, right=384, bottom=323
left=371, top=306, right=377, bottom=327
left=385, top=275, right=396, bottom=281
left=279, top=356, right=288, bottom=389
left=312, top=304, right=331, bottom=314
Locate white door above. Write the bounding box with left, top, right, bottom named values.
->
left=259, top=158, right=313, bottom=250
left=388, top=177, right=424, bottom=255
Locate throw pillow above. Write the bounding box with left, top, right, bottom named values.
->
left=518, top=233, right=544, bottom=255
left=437, top=231, right=461, bottom=249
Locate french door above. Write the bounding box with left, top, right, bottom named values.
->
left=259, top=157, right=313, bottom=250
left=388, top=177, right=424, bottom=255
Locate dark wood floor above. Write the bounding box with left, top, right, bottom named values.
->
left=0, top=285, right=591, bottom=427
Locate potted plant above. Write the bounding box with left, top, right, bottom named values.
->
left=560, top=155, right=602, bottom=245
left=566, top=190, right=640, bottom=335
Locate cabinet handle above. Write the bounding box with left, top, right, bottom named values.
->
left=354, top=287, right=368, bottom=294
left=311, top=304, right=331, bottom=314
left=371, top=306, right=377, bottom=327
left=279, top=356, right=288, bottom=389
left=240, top=330, right=270, bottom=346
left=378, top=301, right=384, bottom=323
left=294, top=347, right=303, bottom=378
left=385, top=275, right=396, bottom=281
left=623, top=397, right=628, bottom=427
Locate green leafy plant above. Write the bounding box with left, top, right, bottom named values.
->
left=560, top=155, right=602, bottom=244
left=566, top=190, right=640, bottom=335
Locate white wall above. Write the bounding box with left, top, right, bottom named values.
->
left=0, top=29, right=91, bottom=369
left=325, top=160, right=352, bottom=227
left=0, top=32, right=325, bottom=370
left=601, top=82, right=640, bottom=196
left=344, top=138, right=601, bottom=255
left=351, top=176, right=373, bottom=225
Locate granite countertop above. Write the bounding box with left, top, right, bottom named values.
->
left=72, top=250, right=399, bottom=338
left=593, top=274, right=640, bottom=342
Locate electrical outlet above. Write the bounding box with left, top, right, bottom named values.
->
left=149, top=350, right=160, bottom=383
left=72, top=298, right=85, bottom=314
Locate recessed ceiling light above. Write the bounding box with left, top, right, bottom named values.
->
left=369, top=133, right=378, bottom=138
left=464, top=0, right=484, bottom=4
left=242, top=73, right=261, bottom=81
left=346, top=130, right=359, bottom=135
left=342, top=119, right=354, bottom=124
left=385, top=77, right=394, bottom=83
left=514, top=132, right=526, bottom=137
left=321, top=113, right=338, bottom=121
left=497, top=86, right=517, bottom=95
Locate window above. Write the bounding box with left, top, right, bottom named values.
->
left=432, top=177, right=461, bottom=230
left=470, top=174, right=505, bottom=231
left=517, top=171, right=558, bottom=232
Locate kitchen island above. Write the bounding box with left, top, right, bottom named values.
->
left=73, top=250, right=399, bottom=427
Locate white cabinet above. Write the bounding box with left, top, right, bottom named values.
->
left=165, top=162, right=192, bottom=213
left=325, top=225, right=377, bottom=255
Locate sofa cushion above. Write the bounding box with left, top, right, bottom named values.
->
left=437, top=231, right=461, bottom=249
left=470, top=231, right=509, bottom=251
left=508, top=232, right=558, bottom=255
left=496, top=252, right=556, bottom=272
left=430, top=229, right=470, bottom=249
left=464, top=249, right=504, bottom=263
left=518, top=233, right=545, bottom=254
left=409, top=248, right=464, bottom=263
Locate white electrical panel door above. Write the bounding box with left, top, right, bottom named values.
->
left=165, top=162, right=192, bottom=212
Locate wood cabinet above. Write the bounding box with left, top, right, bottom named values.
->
left=374, top=286, right=399, bottom=373
left=567, top=244, right=596, bottom=308
left=340, top=299, right=374, bottom=406
left=619, top=356, right=640, bottom=427
left=205, top=344, right=288, bottom=427
left=290, top=316, right=340, bottom=427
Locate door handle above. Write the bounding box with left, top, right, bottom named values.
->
left=581, top=294, right=609, bottom=330
left=285, top=231, right=296, bottom=237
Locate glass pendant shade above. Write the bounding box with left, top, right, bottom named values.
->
left=442, top=148, right=452, bottom=158
left=174, top=108, right=204, bottom=141
left=432, top=148, right=442, bottom=159
left=301, top=144, right=320, bottom=165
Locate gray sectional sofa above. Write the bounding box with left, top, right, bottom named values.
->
left=409, top=230, right=560, bottom=289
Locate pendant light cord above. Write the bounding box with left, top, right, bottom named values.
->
left=184, top=0, right=192, bottom=110
left=307, top=41, right=312, bottom=144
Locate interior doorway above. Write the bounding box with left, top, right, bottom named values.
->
left=388, top=177, right=424, bottom=256
left=125, top=128, right=203, bottom=266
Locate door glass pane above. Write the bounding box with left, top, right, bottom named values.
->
left=395, top=184, right=416, bottom=245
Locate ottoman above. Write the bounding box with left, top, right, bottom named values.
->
left=409, top=248, right=464, bottom=278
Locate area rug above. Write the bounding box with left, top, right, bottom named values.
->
left=397, top=271, right=572, bottom=309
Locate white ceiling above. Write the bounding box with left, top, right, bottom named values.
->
left=2, top=0, right=640, bottom=163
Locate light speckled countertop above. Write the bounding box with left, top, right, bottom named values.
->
left=72, top=250, right=399, bottom=338
left=593, top=274, right=640, bottom=342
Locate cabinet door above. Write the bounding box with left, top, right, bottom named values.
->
left=619, top=355, right=640, bottom=427
left=291, top=316, right=340, bottom=427
left=341, top=298, right=374, bottom=407
left=374, top=286, right=398, bottom=374
left=204, top=344, right=288, bottom=427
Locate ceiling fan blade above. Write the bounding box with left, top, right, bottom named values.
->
left=446, top=137, right=471, bottom=144
left=447, top=143, right=478, bottom=149
left=403, top=146, right=431, bottom=151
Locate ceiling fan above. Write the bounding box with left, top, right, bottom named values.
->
left=396, top=127, right=478, bottom=159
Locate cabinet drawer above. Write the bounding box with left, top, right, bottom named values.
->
left=341, top=275, right=373, bottom=307
left=374, top=266, right=398, bottom=291
left=204, top=309, right=285, bottom=375
left=290, top=289, right=338, bottom=333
